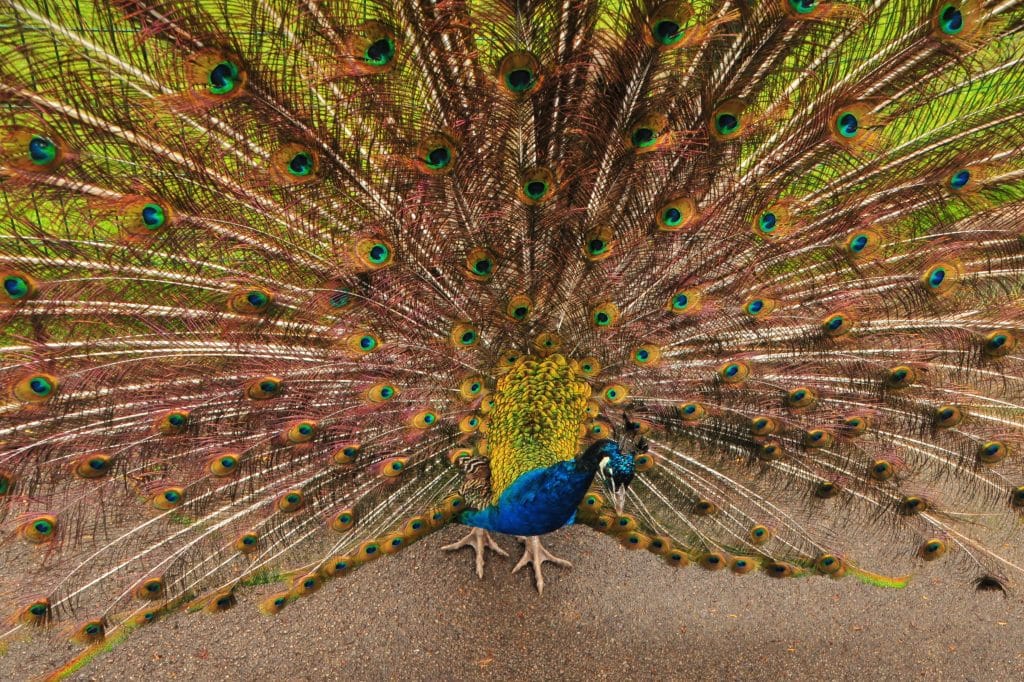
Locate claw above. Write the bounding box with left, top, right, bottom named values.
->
left=512, top=535, right=573, bottom=594
left=441, top=527, right=509, bottom=578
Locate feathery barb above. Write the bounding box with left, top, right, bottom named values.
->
left=1, top=0, right=1024, bottom=667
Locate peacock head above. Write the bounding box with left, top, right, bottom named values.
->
left=599, top=441, right=637, bottom=516
left=605, top=414, right=650, bottom=514
left=577, top=439, right=634, bottom=515
left=578, top=415, right=645, bottom=515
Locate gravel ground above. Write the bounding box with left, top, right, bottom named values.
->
left=2, top=524, right=1023, bottom=681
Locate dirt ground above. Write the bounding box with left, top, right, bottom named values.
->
left=2, top=523, right=1023, bottom=681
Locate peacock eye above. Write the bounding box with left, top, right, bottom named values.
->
left=652, top=19, right=682, bottom=45
left=836, top=112, right=859, bottom=138
left=28, top=135, right=57, bottom=165
left=287, top=151, right=314, bottom=177
left=141, top=203, right=166, bottom=229
left=208, top=60, right=241, bottom=95
left=364, top=38, right=396, bottom=66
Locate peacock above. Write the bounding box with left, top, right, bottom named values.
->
left=2, top=0, right=1024, bottom=674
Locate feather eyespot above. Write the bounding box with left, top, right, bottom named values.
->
left=822, top=311, right=855, bottom=337
left=656, top=197, right=697, bottom=231
left=921, top=259, right=963, bottom=296
left=234, top=531, right=259, bottom=553
left=666, top=287, right=702, bottom=314
left=949, top=168, right=971, bottom=190
left=208, top=453, right=240, bottom=477
left=2, top=270, right=37, bottom=304
left=19, top=599, right=51, bottom=626
left=845, top=228, right=882, bottom=258
left=450, top=322, right=480, bottom=348
left=271, top=144, right=320, bottom=184
left=743, top=297, right=776, bottom=319
left=785, top=386, right=818, bottom=409
left=898, top=495, right=929, bottom=515
left=630, top=342, right=663, bottom=364
left=699, top=552, right=726, bottom=571
left=465, top=248, right=497, bottom=281
left=600, top=384, right=628, bottom=405
left=591, top=302, right=620, bottom=328
left=73, top=453, right=113, bottom=479
left=20, top=515, right=58, bottom=543
left=133, top=577, right=166, bottom=601
left=1010, top=486, right=1024, bottom=509
left=842, top=413, right=870, bottom=436
left=228, top=287, right=272, bottom=315
left=750, top=416, right=777, bottom=436
left=416, top=133, right=457, bottom=174
left=977, top=440, right=1007, bottom=465
left=869, top=459, right=896, bottom=481
left=150, top=486, right=185, bottom=510
left=885, top=365, right=917, bottom=390
left=410, top=409, right=439, bottom=429
left=919, top=538, right=947, bottom=561
left=752, top=203, right=793, bottom=241
left=815, top=481, right=840, bottom=499
left=710, top=99, right=746, bottom=139
left=347, top=331, right=381, bottom=355
left=365, top=382, right=400, bottom=403
left=206, top=591, right=236, bottom=613
left=333, top=443, right=360, bottom=465
left=282, top=420, right=317, bottom=444
left=765, top=561, right=796, bottom=578
left=627, top=113, right=668, bottom=152
left=185, top=50, right=247, bottom=100
left=803, top=429, right=833, bottom=449
left=73, top=619, right=106, bottom=644
left=246, top=376, right=282, bottom=400
left=260, top=592, right=292, bottom=615
left=0, top=470, right=14, bottom=496
left=983, top=330, right=1015, bottom=358
left=749, top=524, right=772, bottom=545
left=156, top=409, right=190, bottom=435
left=518, top=166, right=555, bottom=204
left=379, top=457, right=409, bottom=478
left=718, top=361, right=749, bottom=384
left=533, top=332, right=562, bottom=356
left=934, top=404, right=964, bottom=428
left=506, top=294, right=533, bottom=321
left=786, top=0, right=819, bottom=15
left=498, top=51, right=542, bottom=95
left=354, top=238, right=394, bottom=270
left=363, top=35, right=397, bottom=67
left=1, top=127, right=65, bottom=171
left=757, top=440, right=784, bottom=461
left=933, top=1, right=979, bottom=39
left=582, top=227, right=615, bottom=261
left=815, top=554, right=844, bottom=576
left=277, top=490, right=304, bottom=512
left=462, top=411, right=481, bottom=432
left=12, top=373, right=58, bottom=403
left=678, top=402, right=706, bottom=423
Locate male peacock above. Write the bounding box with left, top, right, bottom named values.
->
left=2, top=0, right=1024, bottom=672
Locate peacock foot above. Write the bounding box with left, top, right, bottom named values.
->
left=441, top=527, right=509, bottom=578
left=513, top=535, right=573, bottom=594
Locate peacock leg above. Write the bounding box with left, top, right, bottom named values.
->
left=512, top=535, right=573, bottom=594
left=441, top=527, right=509, bottom=578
